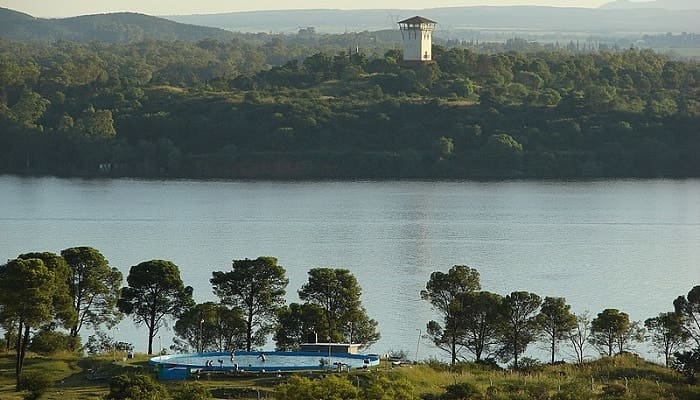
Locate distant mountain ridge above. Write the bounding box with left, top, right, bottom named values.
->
left=165, top=6, right=700, bottom=34
left=0, top=7, right=34, bottom=22
left=2, top=5, right=698, bottom=44
left=0, top=7, right=236, bottom=42
left=599, top=0, right=699, bottom=10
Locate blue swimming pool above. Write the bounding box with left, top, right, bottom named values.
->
left=150, top=351, right=381, bottom=380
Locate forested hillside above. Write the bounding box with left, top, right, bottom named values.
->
left=0, top=37, right=698, bottom=179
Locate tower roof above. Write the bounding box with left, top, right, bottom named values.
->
left=398, top=16, right=436, bottom=24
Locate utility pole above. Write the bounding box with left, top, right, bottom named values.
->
left=199, top=319, right=204, bottom=353
left=415, top=328, right=421, bottom=362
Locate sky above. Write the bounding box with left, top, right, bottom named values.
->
left=0, top=0, right=637, bottom=18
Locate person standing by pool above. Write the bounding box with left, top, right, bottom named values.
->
left=230, top=352, right=235, bottom=362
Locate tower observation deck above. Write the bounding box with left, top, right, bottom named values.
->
left=398, top=16, right=436, bottom=64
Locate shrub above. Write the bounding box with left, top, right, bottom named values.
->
left=105, top=373, right=167, bottom=400
left=517, top=357, right=544, bottom=373
left=601, top=383, right=626, bottom=398
left=387, top=349, right=409, bottom=360
left=506, top=395, right=530, bottom=400
left=85, top=332, right=113, bottom=355
left=551, top=383, right=595, bottom=400
left=551, top=392, right=577, bottom=400
left=18, top=371, right=54, bottom=400
left=668, top=385, right=700, bottom=400
left=442, top=382, right=483, bottom=400
left=484, top=386, right=506, bottom=400
left=424, top=360, right=495, bottom=375
left=673, top=348, right=700, bottom=384
left=171, top=382, right=210, bottom=400
left=501, top=382, right=526, bottom=394
left=526, top=384, right=549, bottom=400
left=274, top=375, right=359, bottom=400
left=29, top=330, right=78, bottom=354
left=475, top=358, right=501, bottom=370
left=362, top=375, right=416, bottom=400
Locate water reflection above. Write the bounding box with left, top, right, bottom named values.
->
left=1, top=177, right=699, bottom=363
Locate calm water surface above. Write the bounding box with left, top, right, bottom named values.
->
left=1, top=176, right=699, bottom=362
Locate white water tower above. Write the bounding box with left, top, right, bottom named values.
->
left=398, top=16, right=436, bottom=64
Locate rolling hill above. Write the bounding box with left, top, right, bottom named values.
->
left=0, top=7, right=236, bottom=42
left=165, top=6, right=700, bottom=34
left=600, top=0, right=700, bottom=10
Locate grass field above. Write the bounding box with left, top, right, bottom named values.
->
left=0, top=351, right=304, bottom=399
left=1, top=351, right=699, bottom=399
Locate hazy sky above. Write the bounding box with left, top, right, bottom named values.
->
left=0, top=0, right=632, bottom=18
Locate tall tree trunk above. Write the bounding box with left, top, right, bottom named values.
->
left=551, top=338, right=556, bottom=364
left=20, top=325, right=29, bottom=372
left=451, top=335, right=456, bottom=366
left=326, top=309, right=335, bottom=344
left=148, top=330, right=154, bottom=355
left=148, top=312, right=155, bottom=355
left=14, top=321, right=23, bottom=388
left=69, top=323, right=80, bottom=350
left=246, top=313, right=253, bottom=352
left=71, top=287, right=83, bottom=340
left=513, top=330, right=519, bottom=370
left=16, top=324, right=30, bottom=389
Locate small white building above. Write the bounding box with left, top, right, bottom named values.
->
left=398, top=16, right=436, bottom=64
left=300, top=342, right=362, bottom=354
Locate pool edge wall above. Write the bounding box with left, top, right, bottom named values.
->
left=150, top=351, right=381, bottom=380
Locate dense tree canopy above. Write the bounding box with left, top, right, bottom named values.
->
left=498, top=291, right=542, bottom=369
left=173, top=302, right=247, bottom=353
left=211, top=257, right=288, bottom=352
left=61, top=246, right=123, bottom=344
left=274, top=302, right=326, bottom=351
left=421, top=265, right=481, bottom=365
left=17, top=252, right=76, bottom=333
left=297, top=268, right=380, bottom=348
left=117, top=260, right=194, bottom=354
left=589, top=308, right=645, bottom=357
left=537, top=296, right=577, bottom=365
left=645, top=312, right=688, bottom=367
left=0, top=257, right=63, bottom=386
left=455, top=291, right=503, bottom=362
left=674, top=286, right=700, bottom=348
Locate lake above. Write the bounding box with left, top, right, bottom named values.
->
left=1, top=176, right=698, bottom=363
